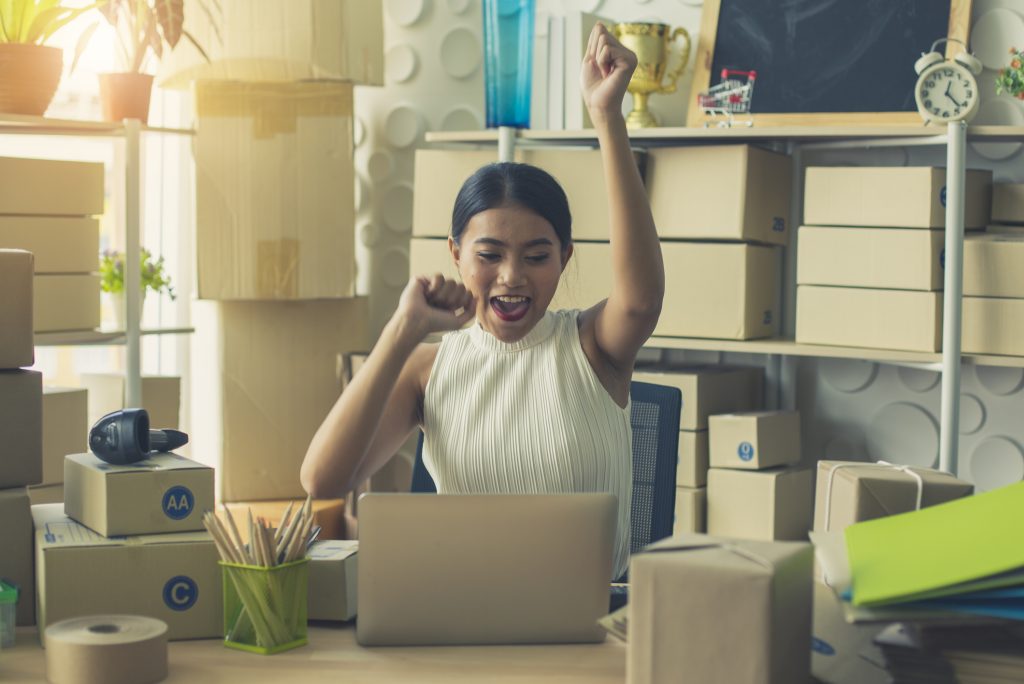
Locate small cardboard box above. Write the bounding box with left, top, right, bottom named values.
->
left=797, top=226, right=944, bottom=291
left=33, top=503, right=222, bottom=640
left=991, top=183, right=1024, bottom=224
left=34, top=274, right=100, bottom=333
left=804, top=167, right=991, bottom=229
left=708, top=467, right=813, bottom=541
left=0, top=370, right=42, bottom=489
left=963, top=233, right=1024, bottom=298
left=628, top=534, right=812, bottom=684
left=308, top=540, right=358, bottom=621
left=0, top=250, right=33, bottom=368
left=647, top=145, right=792, bottom=245
left=64, top=452, right=214, bottom=537
left=195, top=81, right=355, bottom=300
left=220, top=499, right=346, bottom=542
left=41, top=387, right=87, bottom=486
left=633, top=365, right=764, bottom=431
left=676, top=430, right=708, bottom=488
left=0, top=217, right=98, bottom=273
left=0, top=488, right=34, bottom=626
left=962, top=297, right=1024, bottom=356
left=812, top=580, right=888, bottom=684
left=28, top=484, right=63, bottom=506
left=673, top=486, right=706, bottom=534
left=79, top=374, right=180, bottom=431
left=709, top=411, right=801, bottom=471
left=813, top=460, right=974, bottom=533
left=796, top=285, right=941, bottom=352
left=0, top=157, right=103, bottom=216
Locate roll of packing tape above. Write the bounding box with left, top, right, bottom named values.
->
left=45, top=615, right=169, bottom=684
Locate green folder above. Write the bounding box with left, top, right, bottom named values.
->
left=846, top=481, right=1024, bottom=607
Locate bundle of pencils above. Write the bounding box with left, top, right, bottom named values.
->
left=204, top=496, right=315, bottom=566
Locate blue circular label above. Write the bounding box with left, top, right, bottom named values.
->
left=940, top=186, right=947, bottom=208
left=162, top=486, right=194, bottom=520
left=738, top=442, right=755, bottom=461
left=163, top=576, right=198, bottom=611
left=812, top=637, right=836, bottom=656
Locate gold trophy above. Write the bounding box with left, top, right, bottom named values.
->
left=613, top=23, right=691, bottom=128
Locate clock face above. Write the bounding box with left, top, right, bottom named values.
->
left=915, top=63, right=978, bottom=123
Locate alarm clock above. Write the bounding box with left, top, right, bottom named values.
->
left=914, top=37, right=983, bottom=124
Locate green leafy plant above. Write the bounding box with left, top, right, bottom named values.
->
left=100, top=248, right=176, bottom=300
left=95, top=0, right=213, bottom=73
left=0, top=0, right=97, bottom=45
left=995, top=47, right=1024, bottom=100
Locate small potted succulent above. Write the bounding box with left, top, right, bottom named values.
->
left=100, top=247, right=176, bottom=328
left=995, top=47, right=1024, bottom=100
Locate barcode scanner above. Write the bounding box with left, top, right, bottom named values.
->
left=88, top=408, right=189, bottom=465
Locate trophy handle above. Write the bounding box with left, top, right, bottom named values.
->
left=659, top=27, right=692, bottom=94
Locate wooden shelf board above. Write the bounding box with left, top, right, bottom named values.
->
left=0, top=114, right=194, bottom=136
left=35, top=327, right=195, bottom=347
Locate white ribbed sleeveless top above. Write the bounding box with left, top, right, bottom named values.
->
left=422, top=308, right=632, bottom=580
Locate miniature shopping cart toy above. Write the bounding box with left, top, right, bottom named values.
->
left=697, top=68, right=756, bottom=127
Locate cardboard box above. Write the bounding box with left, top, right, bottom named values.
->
left=0, top=370, right=42, bottom=489
left=79, top=374, right=180, bottom=431
left=647, top=145, right=792, bottom=245
left=813, top=461, right=973, bottom=533
left=410, top=237, right=457, bottom=280
left=0, top=217, right=98, bottom=273
left=804, top=167, right=991, bottom=229
left=28, top=484, right=63, bottom=506
left=64, top=452, right=214, bottom=537
left=308, top=540, right=358, bottom=621
left=673, top=486, right=706, bottom=534
left=708, top=467, right=813, bottom=541
left=709, top=411, right=801, bottom=471
left=41, top=387, right=88, bottom=486
left=195, top=81, right=355, bottom=300
left=812, top=580, right=888, bottom=684
left=991, top=183, right=1024, bottom=224
left=0, top=157, right=104, bottom=216
left=220, top=499, right=346, bottom=542
left=628, top=534, right=812, bottom=684
left=33, top=504, right=221, bottom=640
left=633, top=365, right=764, bottom=431
left=158, top=0, right=383, bottom=88
left=797, top=226, right=944, bottom=291
left=964, top=233, right=1024, bottom=298
left=796, top=286, right=942, bottom=352
left=193, top=298, right=368, bottom=501
left=0, top=488, right=34, bottom=626
left=676, top=430, right=708, bottom=488
left=34, top=274, right=100, bottom=333
left=962, top=297, right=1024, bottom=356
left=0, top=250, right=33, bottom=369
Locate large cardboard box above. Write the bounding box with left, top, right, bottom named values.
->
left=963, top=233, right=1024, bottom=298
left=796, top=286, right=942, bottom=352
left=220, top=499, right=346, bottom=542
left=709, top=411, right=801, bottom=471
left=991, top=183, right=1024, bottom=224
left=0, top=157, right=103, bottom=216
left=65, top=452, right=213, bottom=537
left=647, top=145, right=792, bottom=245
left=962, top=297, right=1024, bottom=356
left=633, top=365, right=764, bottom=431
left=0, top=488, right=34, bottom=626
left=33, top=504, right=221, bottom=640
left=812, top=581, right=888, bottom=684
left=193, top=298, right=368, bottom=501
left=34, top=274, right=100, bottom=333
left=673, top=486, right=706, bottom=534
left=0, top=249, right=33, bottom=368
left=158, top=0, right=383, bottom=88
left=813, top=460, right=973, bottom=534
left=628, top=535, right=812, bottom=684
left=28, top=484, right=63, bottom=506
left=41, top=387, right=87, bottom=486
left=0, top=217, right=98, bottom=273
left=0, top=370, right=42, bottom=489
left=804, top=167, right=991, bottom=229
left=676, top=430, right=708, bottom=488
left=308, top=540, right=358, bottom=621
left=195, top=81, right=355, bottom=300
left=79, top=374, right=180, bottom=431
left=797, top=226, right=944, bottom=291
left=708, top=466, right=813, bottom=541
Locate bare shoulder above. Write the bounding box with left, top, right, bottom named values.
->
left=405, top=341, right=441, bottom=395
left=577, top=304, right=631, bottom=407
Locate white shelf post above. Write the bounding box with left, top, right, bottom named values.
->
left=124, top=118, right=143, bottom=408
left=498, top=126, right=516, bottom=163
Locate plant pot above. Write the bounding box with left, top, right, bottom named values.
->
left=0, top=44, right=63, bottom=116
left=99, top=72, right=154, bottom=123
left=110, top=290, right=146, bottom=330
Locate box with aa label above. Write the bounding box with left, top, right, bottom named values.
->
left=0, top=217, right=98, bottom=273
left=676, top=430, right=708, bottom=488
left=0, top=370, right=42, bottom=489
left=0, top=157, right=104, bottom=216
left=41, top=387, right=87, bottom=486
left=709, top=411, right=801, bottom=470
left=34, top=275, right=100, bottom=333
left=633, top=365, right=764, bottom=431
left=963, top=233, right=1024, bottom=298
left=796, top=286, right=941, bottom=352
left=0, top=250, right=33, bottom=368
left=962, top=297, right=1024, bottom=356
left=33, top=504, right=221, bottom=640
left=672, top=487, right=706, bottom=534
left=708, top=467, right=814, bottom=542
left=64, top=452, right=213, bottom=537
left=797, top=226, right=944, bottom=291
left=308, top=540, right=358, bottom=621
left=0, top=489, right=34, bottom=626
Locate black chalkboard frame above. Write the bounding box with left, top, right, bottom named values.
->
left=685, top=0, right=973, bottom=127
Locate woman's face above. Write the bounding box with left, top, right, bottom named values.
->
left=450, top=204, right=572, bottom=343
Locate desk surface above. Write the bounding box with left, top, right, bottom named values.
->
left=2, top=624, right=627, bottom=683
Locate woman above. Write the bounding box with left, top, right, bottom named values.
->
left=301, top=23, right=664, bottom=580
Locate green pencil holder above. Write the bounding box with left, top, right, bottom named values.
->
left=220, top=559, right=308, bottom=654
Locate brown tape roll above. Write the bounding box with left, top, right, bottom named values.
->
left=45, top=615, right=168, bottom=684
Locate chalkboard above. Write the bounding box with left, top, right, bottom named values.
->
left=686, top=0, right=972, bottom=126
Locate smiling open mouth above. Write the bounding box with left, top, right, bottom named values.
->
left=490, top=295, right=531, bottom=322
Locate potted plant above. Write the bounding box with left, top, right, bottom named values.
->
left=995, top=47, right=1024, bottom=100
left=100, top=247, right=176, bottom=328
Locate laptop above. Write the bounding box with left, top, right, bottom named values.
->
left=356, top=492, right=616, bottom=646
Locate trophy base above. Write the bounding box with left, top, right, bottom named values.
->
left=625, top=107, right=659, bottom=129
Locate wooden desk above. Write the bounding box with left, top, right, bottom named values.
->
left=2, top=624, right=627, bottom=683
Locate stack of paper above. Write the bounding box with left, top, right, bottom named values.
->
left=874, top=622, right=1024, bottom=683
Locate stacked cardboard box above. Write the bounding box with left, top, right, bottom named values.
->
left=27, top=387, right=88, bottom=506
left=990, top=183, right=1024, bottom=230
left=962, top=233, right=1024, bottom=356
left=797, top=166, right=992, bottom=352
left=79, top=373, right=180, bottom=430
